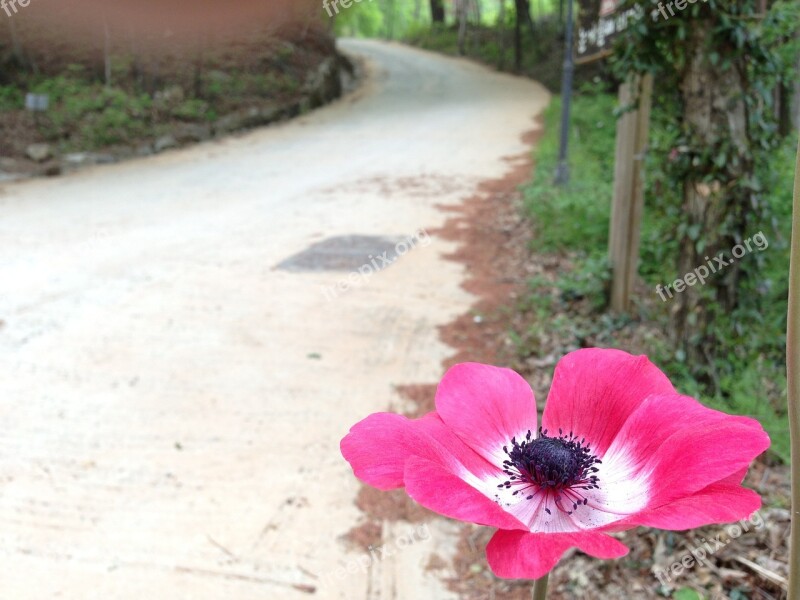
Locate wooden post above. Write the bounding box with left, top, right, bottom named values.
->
left=609, top=78, right=638, bottom=312
left=609, top=73, right=653, bottom=312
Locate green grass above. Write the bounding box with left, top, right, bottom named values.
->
left=0, top=60, right=304, bottom=152
left=27, top=75, right=153, bottom=149
left=524, top=91, right=616, bottom=254
left=0, top=85, right=23, bottom=111
left=520, top=89, right=792, bottom=462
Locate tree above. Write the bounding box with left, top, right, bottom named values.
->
left=456, top=0, right=468, bottom=54
left=671, top=19, right=753, bottom=357
left=513, top=0, right=536, bottom=71
left=515, top=0, right=536, bottom=37
left=613, top=0, right=795, bottom=377
left=430, top=0, right=445, bottom=23
left=496, top=0, right=508, bottom=70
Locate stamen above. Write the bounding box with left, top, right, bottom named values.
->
left=496, top=427, right=601, bottom=516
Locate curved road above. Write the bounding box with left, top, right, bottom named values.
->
left=0, top=40, right=549, bottom=599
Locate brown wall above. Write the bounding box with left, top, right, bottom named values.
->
left=0, top=0, right=329, bottom=78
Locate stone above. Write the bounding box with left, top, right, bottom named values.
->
left=63, top=152, right=88, bottom=165
left=39, top=161, right=62, bottom=177
left=174, top=123, right=212, bottom=143
left=26, top=143, right=52, bottom=162
left=154, top=135, right=179, bottom=153
left=213, top=103, right=285, bottom=136
left=94, top=154, right=117, bottom=164
left=63, top=152, right=116, bottom=166
left=153, top=85, right=185, bottom=111
left=136, top=143, right=154, bottom=157
left=213, top=113, right=244, bottom=135
left=303, top=57, right=342, bottom=109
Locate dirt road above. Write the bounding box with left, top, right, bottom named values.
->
left=0, top=40, right=549, bottom=599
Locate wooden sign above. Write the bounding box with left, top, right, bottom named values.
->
left=576, top=0, right=646, bottom=64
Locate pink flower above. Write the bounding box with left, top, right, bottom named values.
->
left=340, top=349, right=770, bottom=579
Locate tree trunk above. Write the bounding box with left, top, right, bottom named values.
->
left=778, top=31, right=800, bottom=135
left=497, top=0, right=507, bottom=70
left=6, top=13, right=27, bottom=70
left=128, top=26, right=143, bottom=92
left=457, top=0, right=468, bottom=55
left=514, top=0, right=522, bottom=72
left=779, top=82, right=792, bottom=137
left=792, top=43, right=800, bottom=132
left=386, top=0, right=397, bottom=39
left=515, top=0, right=536, bottom=39
left=194, top=30, right=206, bottom=98
left=673, top=21, right=753, bottom=371
left=430, top=0, right=445, bottom=23
left=103, top=18, right=112, bottom=87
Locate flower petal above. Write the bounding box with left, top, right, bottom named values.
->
left=628, top=479, right=762, bottom=530
left=486, top=529, right=629, bottom=580
left=435, top=362, right=537, bottom=464
left=415, top=412, right=502, bottom=480
left=604, top=394, right=756, bottom=471
left=340, top=411, right=498, bottom=490
left=403, top=455, right=528, bottom=531
left=596, top=408, right=768, bottom=524
left=341, top=413, right=412, bottom=490
left=600, top=393, right=760, bottom=506
left=638, top=419, right=769, bottom=509
left=542, top=349, right=675, bottom=456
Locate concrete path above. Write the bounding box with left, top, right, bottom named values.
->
left=0, top=39, right=549, bottom=599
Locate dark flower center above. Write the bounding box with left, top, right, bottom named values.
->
left=497, top=428, right=601, bottom=515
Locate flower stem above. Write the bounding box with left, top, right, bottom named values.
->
left=532, top=574, right=549, bottom=600
left=788, top=133, right=800, bottom=599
